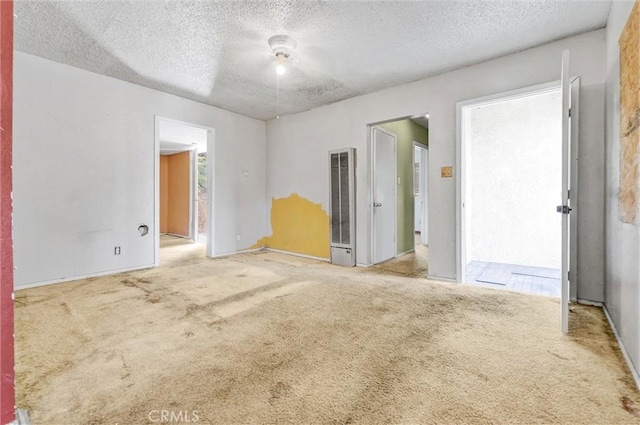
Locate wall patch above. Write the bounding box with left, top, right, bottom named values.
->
left=255, top=193, right=330, bottom=259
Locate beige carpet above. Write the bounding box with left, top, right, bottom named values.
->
left=14, top=237, right=640, bottom=424
left=371, top=241, right=428, bottom=278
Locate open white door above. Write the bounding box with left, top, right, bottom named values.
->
left=372, top=126, right=397, bottom=264
left=190, top=149, right=198, bottom=242
left=559, top=50, right=571, bottom=334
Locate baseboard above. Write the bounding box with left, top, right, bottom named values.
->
left=427, top=274, right=456, bottom=282
left=396, top=249, right=415, bottom=257
left=603, top=305, right=640, bottom=391
left=11, top=409, right=31, bottom=425
left=165, top=233, right=191, bottom=239
left=265, top=248, right=330, bottom=262
left=14, top=264, right=155, bottom=291
left=577, top=298, right=603, bottom=307
left=209, top=247, right=263, bottom=258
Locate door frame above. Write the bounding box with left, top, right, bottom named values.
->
left=412, top=142, right=428, bottom=247
left=189, top=148, right=198, bottom=242
left=369, top=125, right=398, bottom=264
left=455, top=79, right=579, bottom=290
left=154, top=116, right=215, bottom=264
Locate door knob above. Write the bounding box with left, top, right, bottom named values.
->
left=374, top=202, right=382, bottom=207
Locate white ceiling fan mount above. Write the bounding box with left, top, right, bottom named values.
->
left=268, top=34, right=297, bottom=59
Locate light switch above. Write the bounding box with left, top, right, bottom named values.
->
left=441, top=166, right=453, bottom=178
left=397, top=177, right=401, bottom=185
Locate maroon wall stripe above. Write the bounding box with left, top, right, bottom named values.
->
left=0, top=1, right=15, bottom=423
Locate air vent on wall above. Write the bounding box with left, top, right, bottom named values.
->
left=329, top=148, right=356, bottom=266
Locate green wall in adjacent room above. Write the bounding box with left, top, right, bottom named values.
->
left=379, top=119, right=428, bottom=254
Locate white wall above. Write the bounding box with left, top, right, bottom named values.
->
left=266, top=29, right=605, bottom=302
left=466, top=90, right=562, bottom=269
left=604, top=0, right=639, bottom=377
left=13, top=52, right=266, bottom=288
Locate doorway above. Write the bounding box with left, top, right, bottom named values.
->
left=155, top=117, right=214, bottom=264
left=459, top=86, right=563, bottom=297
left=369, top=115, right=430, bottom=276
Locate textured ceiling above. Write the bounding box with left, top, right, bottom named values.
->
left=15, top=0, right=611, bottom=120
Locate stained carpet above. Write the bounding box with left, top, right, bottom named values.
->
left=14, top=237, right=640, bottom=424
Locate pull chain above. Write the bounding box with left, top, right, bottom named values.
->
left=276, top=72, right=280, bottom=120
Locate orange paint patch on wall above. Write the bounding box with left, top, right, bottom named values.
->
left=255, top=193, right=330, bottom=259
left=160, top=151, right=190, bottom=237
left=159, top=155, right=169, bottom=233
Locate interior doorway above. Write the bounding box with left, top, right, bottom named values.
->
left=368, top=114, right=429, bottom=277
left=459, top=86, right=563, bottom=297
left=155, top=117, right=213, bottom=264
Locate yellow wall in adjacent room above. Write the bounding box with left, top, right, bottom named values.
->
left=255, top=193, right=330, bottom=259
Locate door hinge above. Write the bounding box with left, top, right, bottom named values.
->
left=568, top=108, right=572, bottom=118
left=568, top=189, right=570, bottom=199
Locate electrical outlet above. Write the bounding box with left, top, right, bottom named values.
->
left=441, top=166, right=453, bottom=178
left=236, top=235, right=241, bottom=241
left=114, top=246, right=121, bottom=255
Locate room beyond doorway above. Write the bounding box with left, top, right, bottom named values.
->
left=155, top=117, right=214, bottom=264
left=460, top=87, right=562, bottom=297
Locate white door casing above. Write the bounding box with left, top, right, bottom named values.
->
left=560, top=50, right=571, bottom=334
left=190, top=149, right=198, bottom=242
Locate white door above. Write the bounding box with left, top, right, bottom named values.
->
left=372, top=127, right=397, bottom=263
left=190, top=149, right=198, bottom=243
left=559, top=50, right=571, bottom=334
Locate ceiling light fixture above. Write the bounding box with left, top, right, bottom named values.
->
left=268, top=34, right=297, bottom=63
left=268, top=35, right=298, bottom=119
left=275, top=54, right=287, bottom=76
